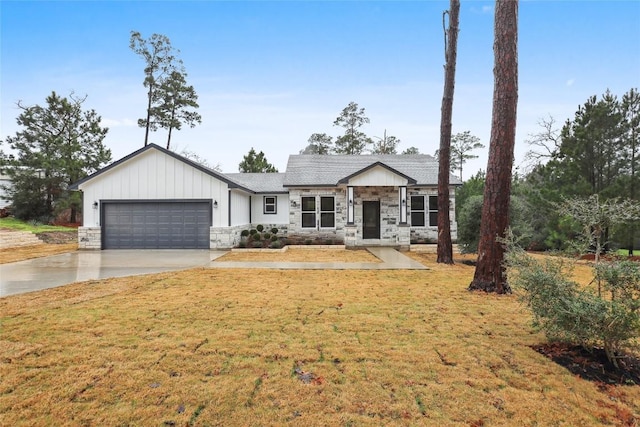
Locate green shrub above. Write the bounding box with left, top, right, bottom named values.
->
left=271, top=227, right=278, bottom=235
left=263, top=232, right=271, bottom=240
left=457, top=195, right=483, bottom=253
left=506, top=242, right=640, bottom=367
left=269, top=241, right=281, bottom=249
left=241, top=230, right=250, bottom=237
left=251, top=240, right=263, bottom=248
left=271, top=235, right=278, bottom=242
left=256, top=224, right=264, bottom=232
left=249, top=229, right=257, bottom=236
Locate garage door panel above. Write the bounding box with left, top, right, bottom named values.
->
left=103, top=201, right=211, bottom=249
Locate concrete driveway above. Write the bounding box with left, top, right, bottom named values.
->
left=0, top=250, right=220, bottom=297
left=1, top=247, right=427, bottom=298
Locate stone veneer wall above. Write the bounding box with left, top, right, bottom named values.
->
left=78, top=224, right=289, bottom=250
left=407, top=188, right=457, bottom=243
left=78, top=227, right=101, bottom=249
left=288, top=187, right=413, bottom=248
left=287, top=188, right=346, bottom=243
left=352, top=186, right=407, bottom=247
left=210, top=223, right=288, bottom=249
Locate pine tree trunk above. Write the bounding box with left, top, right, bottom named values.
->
left=144, top=83, right=153, bottom=146
left=468, top=0, right=518, bottom=294
left=437, top=0, right=460, bottom=264
left=166, top=108, right=176, bottom=150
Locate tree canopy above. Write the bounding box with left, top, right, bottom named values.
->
left=1, top=91, right=111, bottom=222
left=303, top=102, right=402, bottom=155
left=456, top=88, right=640, bottom=256
left=153, top=70, right=202, bottom=150
left=130, top=31, right=200, bottom=149
left=239, top=148, right=278, bottom=173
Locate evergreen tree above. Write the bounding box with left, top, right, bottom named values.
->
left=469, top=0, right=519, bottom=294
left=239, top=148, right=278, bottom=173
left=130, top=31, right=184, bottom=146
left=333, top=102, right=372, bottom=154
left=370, top=130, right=400, bottom=154
left=301, top=133, right=333, bottom=154
left=153, top=70, right=202, bottom=150
left=2, top=91, right=111, bottom=222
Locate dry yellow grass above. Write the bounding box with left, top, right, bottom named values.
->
left=0, top=243, right=77, bottom=264
left=218, top=247, right=381, bottom=263
left=1, top=253, right=638, bottom=426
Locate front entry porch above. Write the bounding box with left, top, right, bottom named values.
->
left=344, top=186, right=410, bottom=250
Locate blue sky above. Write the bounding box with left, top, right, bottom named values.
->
left=1, top=0, right=639, bottom=178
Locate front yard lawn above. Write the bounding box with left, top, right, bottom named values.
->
left=0, top=217, right=76, bottom=233
left=1, top=254, right=638, bottom=426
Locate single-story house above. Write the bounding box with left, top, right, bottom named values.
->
left=0, top=172, right=12, bottom=209
left=70, top=143, right=462, bottom=250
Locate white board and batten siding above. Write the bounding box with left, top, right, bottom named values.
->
left=77, top=149, right=229, bottom=227
left=229, top=190, right=251, bottom=226
left=250, top=194, right=289, bottom=225
left=347, top=166, right=409, bottom=187
left=0, top=173, right=11, bottom=209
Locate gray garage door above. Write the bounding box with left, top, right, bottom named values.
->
left=102, top=201, right=211, bottom=249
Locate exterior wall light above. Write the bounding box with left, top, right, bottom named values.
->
left=213, top=200, right=218, bottom=208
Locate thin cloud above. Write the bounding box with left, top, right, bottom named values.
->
left=566, top=79, right=575, bottom=87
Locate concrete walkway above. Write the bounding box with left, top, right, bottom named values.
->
left=210, top=247, right=427, bottom=270
left=1, top=247, right=426, bottom=297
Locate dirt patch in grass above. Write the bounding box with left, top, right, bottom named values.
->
left=0, top=242, right=77, bottom=264
left=217, top=248, right=381, bottom=263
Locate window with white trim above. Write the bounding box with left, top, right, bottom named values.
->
left=301, top=196, right=336, bottom=228
left=410, top=196, right=425, bottom=226
left=301, top=196, right=316, bottom=228
left=320, top=196, right=335, bottom=228
left=428, top=195, right=438, bottom=226
left=264, top=196, right=277, bottom=214
left=411, top=195, right=438, bottom=227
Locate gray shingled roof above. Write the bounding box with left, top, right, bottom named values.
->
left=225, top=173, right=287, bottom=193
left=282, top=154, right=462, bottom=187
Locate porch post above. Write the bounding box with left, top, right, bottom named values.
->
left=399, top=186, right=407, bottom=224
left=347, top=186, right=355, bottom=224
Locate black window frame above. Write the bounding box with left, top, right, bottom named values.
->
left=410, top=195, right=425, bottom=227
left=319, top=196, right=335, bottom=229
left=263, top=196, right=277, bottom=214
left=301, top=196, right=316, bottom=228
left=428, top=195, right=438, bottom=226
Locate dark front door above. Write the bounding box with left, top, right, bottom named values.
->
left=363, top=201, right=380, bottom=239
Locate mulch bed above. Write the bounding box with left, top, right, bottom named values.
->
left=532, top=343, right=640, bottom=386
